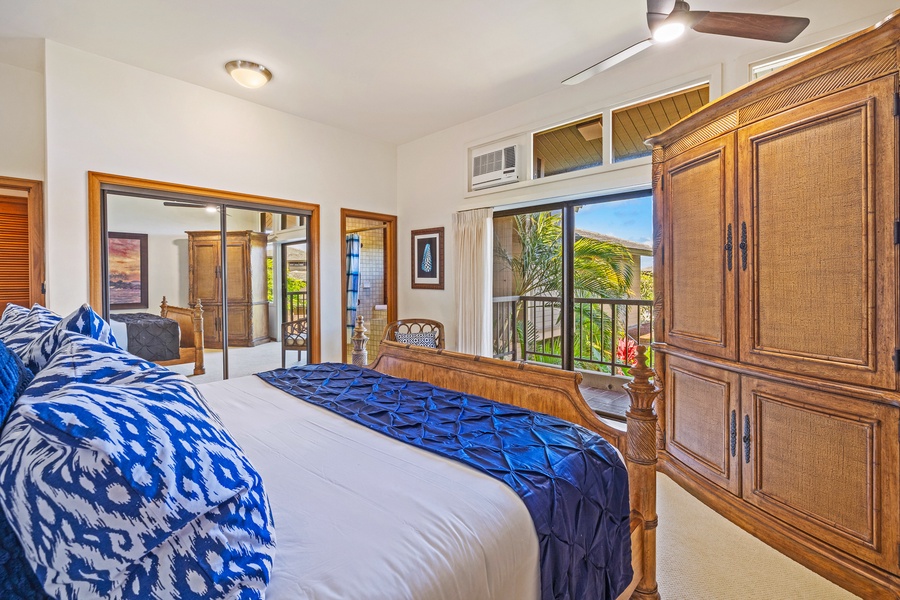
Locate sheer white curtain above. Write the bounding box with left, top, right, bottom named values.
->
left=453, top=208, right=493, bottom=356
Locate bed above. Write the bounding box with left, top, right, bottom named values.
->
left=109, top=296, right=205, bottom=375
left=203, top=341, right=662, bottom=600
left=0, top=302, right=660, bottom=599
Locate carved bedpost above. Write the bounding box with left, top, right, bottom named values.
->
left=160, top=296, right=169, bottom=318
left=624, top=345, right=662, bottom=600
left=191, top=299, right=205, bottom=376
left=351, top=315, right=369, bottom=366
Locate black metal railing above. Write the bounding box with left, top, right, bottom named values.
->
left=285, top=290, right=308, bottom=322
left=492, top=295, right=654, bottom=375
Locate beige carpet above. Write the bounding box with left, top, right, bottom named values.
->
left=657, top=473, right=859, bottom=599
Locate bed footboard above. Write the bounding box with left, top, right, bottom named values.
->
left=158, top=296, right=205, bottom=375
left=369, top=341, right=661, bottom=599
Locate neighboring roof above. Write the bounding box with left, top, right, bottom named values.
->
left=575, top=229, right=653, bottom=256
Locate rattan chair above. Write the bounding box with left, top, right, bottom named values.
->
left=382, top=319, right=444, bottom=349
left=282, top=317, right=309, bottom=368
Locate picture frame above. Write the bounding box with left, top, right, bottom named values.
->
left=411, top=227, right=444, bottom=290
left=108, top=232, right=149, bottom=309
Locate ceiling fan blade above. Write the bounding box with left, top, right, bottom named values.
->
left=562, top=39, right=653, bottom=85
left=692, top=12, right=810, bottom=43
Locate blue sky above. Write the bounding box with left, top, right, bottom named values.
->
left=575, top=195, right=653, bottom=269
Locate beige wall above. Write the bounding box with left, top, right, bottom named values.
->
left=395, top=3, right=895, bottom=350
left=0, top=61, right=44, bottom=180
left=43, top=41, right=397, bottom=361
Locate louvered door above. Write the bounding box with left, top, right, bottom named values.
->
left=0, top=192, right=43, bottom=313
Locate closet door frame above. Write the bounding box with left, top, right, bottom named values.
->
left=87, top=171, right=322, bottom=365
left=0, top=176, right=45, bottom=309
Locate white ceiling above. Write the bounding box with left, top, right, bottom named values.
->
left=0, top=1, right=893, bottom=144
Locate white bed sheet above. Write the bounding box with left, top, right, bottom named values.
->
left=198, top=375, right=541, bottom=600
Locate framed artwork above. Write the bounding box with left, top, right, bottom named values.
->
left=108, top=232, right=149, bottom=309
left=411, top=227, right=444, bottom=290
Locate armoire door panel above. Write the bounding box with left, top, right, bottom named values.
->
left=226, top=304, right=250, bottom=343
left=741, top=376, right=899, bottom=572
left=190, top=240, right=221, bottom=304
left=665, top=356, right=741, bottom=495
left=202, top=304, right=222, bottom=347
left=225, top=241, right=249, bottom=303
left=738, top=76, right=897, bottom=389
left=664, top=135, right=737, bottom=360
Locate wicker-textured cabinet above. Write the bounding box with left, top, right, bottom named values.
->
left=651, top=17, right=900, bottom=598
left=187, top=230, right=269, bottom=348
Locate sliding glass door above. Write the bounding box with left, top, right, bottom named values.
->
left=101, top=190, right=313, bottom=382
left=492, top=190, right=653, bottom=377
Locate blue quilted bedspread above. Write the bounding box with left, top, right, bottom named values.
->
left=257, top=363, right=632, bottom=600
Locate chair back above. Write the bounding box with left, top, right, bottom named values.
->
left=382, top=319, right=444, bottom=349
left=282, top=318, right=309, bottom=349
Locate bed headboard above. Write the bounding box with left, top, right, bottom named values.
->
left=369, top=341, right=627, bottom=452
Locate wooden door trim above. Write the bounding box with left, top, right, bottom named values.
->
left=340, top=208, right=398, bottom=362
left=88, top=171, right=322, bottom=364
left=0, top=176, right=44, bottom=307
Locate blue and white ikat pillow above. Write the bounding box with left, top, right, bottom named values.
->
left=20, top=303, right=119, bottom=372
left=0, top=304, right=61, bottom=356
left=0, top=334, right=275, bottom=599
left=0, top=303, right=30, bottom=341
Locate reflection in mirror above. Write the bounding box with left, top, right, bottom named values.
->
left=105, top=194, right=222, bottom=380
left=103, top=194, right=312, bottom=382
left=225, top=207, right=309, bottom=378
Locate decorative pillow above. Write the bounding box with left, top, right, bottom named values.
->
left=0, top=339, right=33, bottom=425
left=20, top=303, right=119, bottom=373
left=395, top=330, right=438, bottom=348
left=1, top=305, right=61, bottom=357
left=0, top=339, right=48, bottom=599
left=0, top=303, right=30, bottom=342
left=0, top=335, right=274, bottom=598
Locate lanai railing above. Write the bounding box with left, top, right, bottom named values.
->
left=492, top=295, right=654, bottom=375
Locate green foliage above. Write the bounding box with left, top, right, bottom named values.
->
left=494, top=212, right=636, bottom=370
left=494, top=212, right=634, bottom=298
left=640, top=269, right=653, bottom=301
left=266, top=256, right=307, bottom=303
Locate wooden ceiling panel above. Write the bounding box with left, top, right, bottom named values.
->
left=533, top=84, right=710, bottom=174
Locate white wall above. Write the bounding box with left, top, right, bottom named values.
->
left=43, top=42, right=397, bottom=361
left=106, top=194, right=258, bottom=311
left=395, top=2, right=897, bottom=351
left=0, top=61, right=45, bottom=180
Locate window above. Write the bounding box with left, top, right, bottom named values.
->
left=612, top=83, right=709, bottom=162
left=532, top=115, right=603, bottom=179
left=750, top=48, right=821, bottom=80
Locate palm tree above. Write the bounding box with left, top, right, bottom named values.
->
left=494, top=212, right=635, bottom=370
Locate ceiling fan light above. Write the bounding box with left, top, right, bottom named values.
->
left=225, top=60, right=272, bottom=89
left=652, top=21, right=686, bottom=42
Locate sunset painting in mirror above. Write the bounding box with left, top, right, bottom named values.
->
left=108, top=232, right=148, bottom=309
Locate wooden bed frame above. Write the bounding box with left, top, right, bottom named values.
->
left=156, top=296, right=205, bottom=376
left=369, top=340, right=661, bottom=599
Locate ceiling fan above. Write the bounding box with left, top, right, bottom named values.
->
left=563, top=0, right=810, bottom=85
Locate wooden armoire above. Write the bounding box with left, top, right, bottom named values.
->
left=649, top=13, right=900, bottom=598
left=187, top=230, right=269, bottom=348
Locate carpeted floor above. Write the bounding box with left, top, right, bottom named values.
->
left=657, top=473, right=859, bottom=599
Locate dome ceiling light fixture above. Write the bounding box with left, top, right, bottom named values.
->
left=225, top=60, right=273, bottom=89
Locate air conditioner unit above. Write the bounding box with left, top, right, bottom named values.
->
left=471, top=144, right=519, bottom=190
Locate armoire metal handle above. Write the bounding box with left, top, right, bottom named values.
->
left=739, top=222, right=748, bottom=271
left=730, top=410, right=737, bottom=457
left=724, top=224, right=733, bottom=271
left=743, top=415, right=751, bottom=464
